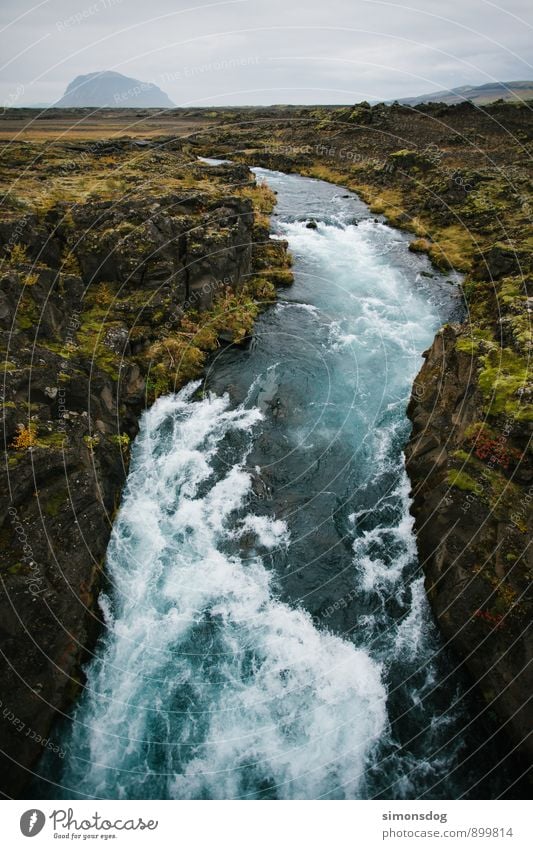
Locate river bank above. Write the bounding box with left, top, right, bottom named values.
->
left=0, top=101, right=531, bottom=796
left=0, top=140, right=291, bottom=795
left=189, top=101, right=532, bottom=770
left=39, top=168, right=509, bottom=799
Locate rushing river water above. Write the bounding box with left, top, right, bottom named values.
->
left=40, top=168, right=512, bottom=800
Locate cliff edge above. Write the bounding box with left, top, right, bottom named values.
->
left=0, top=139, right=291, bottom=795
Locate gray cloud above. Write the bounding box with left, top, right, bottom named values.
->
left=1, top=0, right=532, bottom=106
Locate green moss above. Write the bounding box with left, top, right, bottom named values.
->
left=483, top=467, right=524, bottom=520
left=9, top=243, right=28, bottom=263
left=391, top=148, right=415, bottom=158
left=15, top=290, right=39, bottom=330
left=83, top=434, right=100, bottom=452
left=428, top=226, right=474, bottom=271
left=498, top=277, right=526, bottom=305
left=60, top=250, right=81, bottom=276
left=75, top=310, right=121, bottom=379
left=37, top=431, right=67, bottom=449
left=110, top=433, right=130, bottom=452
left=43, top=488, right=68, bottom=517
left=2, top=561, right=25, bottom=575
left=455, top=327, right=494, bottom=354
left=261, top=268, right=294, bottom=287
left=464, top=421, right=496, bottom=441
left=478, top=347, right=532, bottom=420
left=145, top=374, right=172, bottom=400
left=389, top=149, right=433, bottom=172
left=244, top=277, right=278, bottom=301
left=461, top=179, right=507, bottom=216
left=451, top=449, right=474, bottom=464
left=17, top=316, right=33, bottom=330
left=447, top=469, right=479, bottom=492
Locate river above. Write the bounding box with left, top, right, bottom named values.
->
left=38, top=167, right=511, bottom=800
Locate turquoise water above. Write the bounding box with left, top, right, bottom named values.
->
left=39, top=170, right=510, bottom=799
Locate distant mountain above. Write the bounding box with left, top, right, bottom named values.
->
left=54, top=71, right=175, bottom=108
left=395, top=80, right=533, bottom=106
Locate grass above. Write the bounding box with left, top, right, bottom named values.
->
left=9, top=243, right=28, bottom=263
left=239, top=181, right=277, bottom=215
left=146, top=287, right=260, bottom=396
left=427, top=225, right=475, bottom=271
left=409, top=238, right=431, bottom=253
left=0, top=139, right=292, bottom=427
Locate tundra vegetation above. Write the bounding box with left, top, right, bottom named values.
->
left=0, top=99, right=531, bottom=788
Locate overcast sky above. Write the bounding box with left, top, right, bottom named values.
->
left=1, top=0, right=532, bottom=106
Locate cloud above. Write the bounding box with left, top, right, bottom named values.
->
left=1, top=0, right=532, bottom=106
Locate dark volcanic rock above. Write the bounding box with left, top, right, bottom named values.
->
left=0, top=149, right=288, bottom=796
left=405, top=324, right=533, bottom=761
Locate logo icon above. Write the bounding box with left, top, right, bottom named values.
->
left=20, top=810, right=46, bottom=837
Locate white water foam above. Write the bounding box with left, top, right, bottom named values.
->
left=239, top=515, right=290, bottom=549
left=353, top=473, right=417, bottom=596
left=49, top=171, right=472, bottom=802
left=63, top=384, right=387, bottom=799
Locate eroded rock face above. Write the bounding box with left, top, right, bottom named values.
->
left=405, top=324, right=533, bottom=761
left=0, top=148, right=288, bottom=796
left=0, top=336, right=133, bottom=794
left=70, top=194, right=254, bottom=301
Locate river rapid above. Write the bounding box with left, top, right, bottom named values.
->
left=39, top=167, right=511, bottom=800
